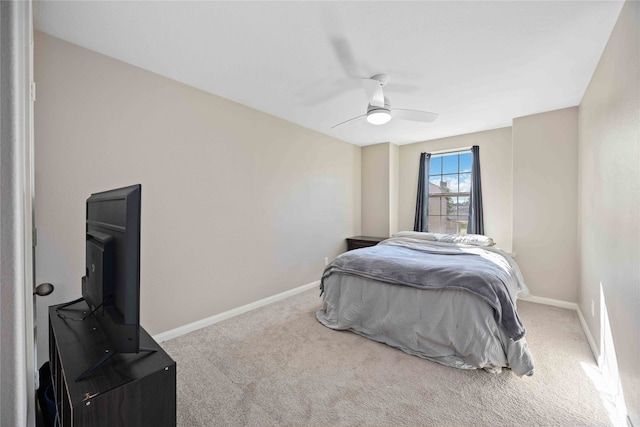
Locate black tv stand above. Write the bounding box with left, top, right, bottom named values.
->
left=75, top=346, right=157, bottom=382
left=55, top=296, right=85, bottom=311
left=49, top=301, right=176, bottom=426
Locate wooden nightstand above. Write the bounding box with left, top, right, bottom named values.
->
left=346, top=236, right=388, bottom=251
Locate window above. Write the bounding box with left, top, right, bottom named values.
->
left=428, top=151, right=472, bottom=234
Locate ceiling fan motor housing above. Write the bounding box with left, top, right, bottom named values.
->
left=367, top=97, right=391, bottom=114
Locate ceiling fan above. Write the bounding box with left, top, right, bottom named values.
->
left=332, top=74, right=438, bottom=129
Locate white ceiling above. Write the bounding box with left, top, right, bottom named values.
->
left=33, top=1, right=624, bottom=146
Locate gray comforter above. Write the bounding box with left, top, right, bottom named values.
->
left=321, top=239, right=526, bottom=340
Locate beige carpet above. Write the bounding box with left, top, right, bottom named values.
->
left=161, top=288, right=614, bottom=426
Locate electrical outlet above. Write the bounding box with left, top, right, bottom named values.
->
left=324, top=257, right=329, bottom=266
left=591, top=299, right=595, bottom=317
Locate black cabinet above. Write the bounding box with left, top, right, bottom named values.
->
left=49, top=302, right=176, bottom=427
left=346, top=236, right=387, bottom=251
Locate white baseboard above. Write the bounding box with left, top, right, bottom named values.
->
left=153, top=280, right=320, bottom=343
left=576, top=305, right=602, bottom=366
left=520, top=294, right=601, bottom=365
left=519, top=294, right=578, bottom=310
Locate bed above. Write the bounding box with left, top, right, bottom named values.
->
left=315, top=231, right=534, bottom=376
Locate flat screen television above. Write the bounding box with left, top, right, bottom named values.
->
left=57, top=184, right=153, bottom=381
left=83, top=184, right=142, bottom=353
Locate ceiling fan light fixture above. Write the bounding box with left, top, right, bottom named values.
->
left=366, top=109, right=391, bottom=125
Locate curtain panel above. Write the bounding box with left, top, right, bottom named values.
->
left=413, top=152, right=431, bottom=232
left=468, top=145, right=484, bottom=235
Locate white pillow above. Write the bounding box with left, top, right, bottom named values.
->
left=438, top=233, right=495, bottom=247
left=391, top=231, right=442, bottom=241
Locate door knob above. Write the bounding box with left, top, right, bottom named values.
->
left=34, top=283, right=54, bottom=296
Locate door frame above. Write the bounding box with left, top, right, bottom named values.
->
left=25, top=0, right=37, bottom=424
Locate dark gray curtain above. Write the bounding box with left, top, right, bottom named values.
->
left=413, top=152, right=431, bottom=232
left=468, top=145, right=484, bottom=235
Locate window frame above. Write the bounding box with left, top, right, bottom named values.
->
left=427, top=150, right=472, bottom=234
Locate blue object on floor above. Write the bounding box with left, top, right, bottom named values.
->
left=44, top=384, right=56, bottom=427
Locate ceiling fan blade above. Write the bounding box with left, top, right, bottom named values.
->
left=393, top=109, right=439, bottom=123
left=329, top=36, right=361, bottom=79
left=362, top=79, right=385, bottom=108
left=331, top=114, right=366, bottom=129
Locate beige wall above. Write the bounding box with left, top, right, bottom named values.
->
left=578, top=1, right=639, bottom=423
left=398, top=127, right=514, bottom=252
left=389, top=143, right=399, bottom=235
left=361, top=142, right=399, bottom=237
left=361, top=143, right=389, bottom=237
left=33, top=32, right=361, bottom=365
left=512, top=107, right=579, bottom=302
